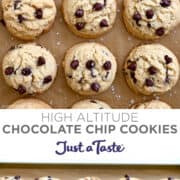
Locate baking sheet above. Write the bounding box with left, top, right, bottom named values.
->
left=0, top=0, right=180, bottom=109
left=0, top=165, right=180, bottom=179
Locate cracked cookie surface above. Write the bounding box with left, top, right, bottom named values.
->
left=63, top=42, right=117, bottom=95
left=3, top=43, right=57, bottom=95
left=72, top=99, right=111, bottom=109
left=124, top=44, right=179, bottom=95
left=8, top=98, right=52, bottom=109
left=131, top=100, right=171, bottom=109
left=2, top=0, right=56, bottom=40
left=62, top=0, right=117, bottom=38
left=123, top=0, right=180, bottom=40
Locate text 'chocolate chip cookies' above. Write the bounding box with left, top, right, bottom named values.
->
left=63, top=42, right=117, bottom=95
left=123, top=0, right=180, bottom=40
left=3, top=43, right=57, bottom=95
left=124, top=44, right=180, bottom=95
left=2, top=0, right=57, bottom=40
left=62, top=0, right=117, bottom=38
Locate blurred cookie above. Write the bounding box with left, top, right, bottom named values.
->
left=124, top=44, right=179, bottom=95
left=8, top=98, right=52, bottom=109
left=63, top=42, right=117, bottom=95
left=123, top=0, right=180, bottom=40
left=0, top=176, right=21, bottom=180
left=79, top=177, right=101, bottom=180
left=3, top=43, right=57, bottom=95
left=2, top=0, right=56, bottom=40
left=35, top=177, right=59, bottom=180
left=62, top=0, right=117, bottom=38
left=72, top=99, right=111, bottom=109
left=131, top=100, right=171, bottom=109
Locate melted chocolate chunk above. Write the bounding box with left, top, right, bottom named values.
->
left=75, top=9, right=84, bottom=18
left=90, top=100, right=97, bottom=103
left=0, top=19, right=6, bottom=26
left=103, top=61, right=112, bottom=70
left=18, top=14, right=25, bottom=23
left=71, top=60, right=79, bottom=69
left=86, top=60, right=95, bottom=69
left=17, top=85, right=26, bottom=94
left=93, top=3, right=104, bottom=11
left=125, top=174, right=130, bottom=180
left=127, top=61, right=137, bottom=71
left=146, top=9, right=154, bottom=19
left=160, top=0, right=171, bottom=7
left=133, top=11, right=142, bottom=26
left=155, top=27, right=165, bottom=36
left=21, top=68, right=32, bottom=76
left=100, top=19, right=109, bottom=27
left=91, top=82, right=100, bottom=92
left=145, top=79, right=154, bottom=87
left=35, top=8, right=43, bottom=19
left=14, top=0, right=21, bottom=10
left=75, top=22, right=86, bottom=30
left=148, top=66, right=157, bottom=75
left=164, top=55, right=173, bottom=64
left=43, top=75, right=52, bottom=84
left=5, top=67, right=14, bottom=75
left=14, top=176, right=21, bottom=180
left=37, top=56, right=46, bottom=66
left=130, top=71, right=137, bottom=83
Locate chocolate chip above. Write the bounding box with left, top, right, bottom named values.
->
left=5, top=67, right=14, bottom=75
left=164, top=55, right=172, bottom=64
left=93, top=3, right=104, bottom=11
left=71, top=60, right=79, bottom=69
left=155, top=27, right=165, bottom=36
left=86, top=60, right=95, bottom=69
left=17, top=85, right=26, bottom=94
left=103, top=61, right=112, bottom=70
left=14, top=0, right=21, bottom=10
left=90, top=100, right=97, bottom=103
left=105, top=71, right=110, bottom=79
left=9, top=46, right=16, bottom=51
left=165, top=68, right=170, bottom=83
left=104, top=0, right=107, bottom=6
left=147, top=22, right=151, bottom=28
left=37, top=56, right=46, bottom=66
left=91, top=82, right=100, bottom=92
left=130, top=71, right=137, bottom=83
left=160, top=0, right=171, bottom=7
left=78, top=77, right=84, bottom=84
left=18, top=14, right=25, bottom=23
left=133, top=11, right=142, bottom=26
left=146, top=9, right=154, bottom=19
left=148, top=66, right=157, bottom=75
left=125, top=174, right=130, bottom=180
left=0, top=19, right=6, bottom=26
left=75, top=9, right=84, bottom=18
left=100, top=19, right=109, bottom=27
left=75, top=22, right=86, bottom=30
left=21, top=68, right=32, bottom=76
left=168, top=177, right=173, bottom=180
left=14, top=176, right=21, bottom=179
left=43, top=75, right=52, bottom=84
left=127, top=61, right=137, bottom=71
left=145, top=79, right=154, bottom=87
left=35, top=8, right=43, bottom=19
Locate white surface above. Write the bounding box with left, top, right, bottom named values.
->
left=0, top=110, right=179, bottom=165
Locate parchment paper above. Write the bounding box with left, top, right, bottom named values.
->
left=0, top=0, right=180, bottom=108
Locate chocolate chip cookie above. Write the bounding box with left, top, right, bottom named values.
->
left=3, top=43, right=57, bottom=95
left=35, top=177, right=59, bottom=180
left=131, top=100, right=171, bottom=109
left=79, top=177, right=101, bottom=180
left=62, top=0, right=117, bottom=38
left=63, top=42, right=117, bottom=95
left=0, top=177, right=21, bottom=180
left=8, top=98, right=52, bottom=109
left=123, top=0, right=180, bottom=40
left=2, top=0, right=56, bottom=40
left=72, top=99, right=111, bottom=109
left=124, top=44, right=180, bottom=95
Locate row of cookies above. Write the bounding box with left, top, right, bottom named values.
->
left=2, top=42, right=179, bottom=108
left=0, top=175, right=178, bottom=180
left=1, top=0, right=180, bottom=40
